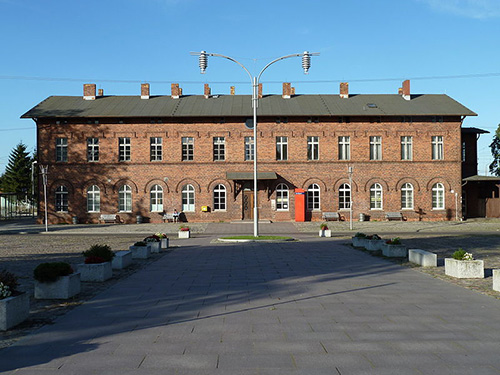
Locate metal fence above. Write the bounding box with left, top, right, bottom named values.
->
left=0, top=193, right=36, bottom=220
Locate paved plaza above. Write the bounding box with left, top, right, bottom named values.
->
left=1, top=223, right=500, bottom=374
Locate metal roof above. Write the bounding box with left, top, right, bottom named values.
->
left=463, top=175, right=500, bottom=182
left=21, top=94, right=477, bottom=119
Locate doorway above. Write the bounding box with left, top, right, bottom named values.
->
left=243, top=190, right=254, bottom=220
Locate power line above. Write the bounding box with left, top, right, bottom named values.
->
left=0, top=127, right=35, bottom=132
left=0, top=72, right=500, bottom=85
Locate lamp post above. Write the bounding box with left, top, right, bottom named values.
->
left=194, top=50, right=319, bottom=237
left=348, top=166, right=353, bottom=231
left=40, top=165, right=48, bottom=232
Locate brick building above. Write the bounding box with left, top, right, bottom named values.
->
left=22, top=80, right=477, bottom=224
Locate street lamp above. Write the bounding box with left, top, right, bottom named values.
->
left=194, top=50, right=319, bottom=237
left=40, top=165, right=49, bottom=232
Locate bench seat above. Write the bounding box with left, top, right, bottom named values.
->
left=99, top=214, right=120, bottom=224
left=385, top=212, right=404, bottom=221
left=322, top=212, right=343, bottom=221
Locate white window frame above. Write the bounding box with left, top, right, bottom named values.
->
left=244, top=136, right=254, bottom=161
left=307, top=183, right=320, bottom=211
left=56, top=137, right=68, bottom=162
left=401, top=183, right=414, bottom=210
left=55, top=185, right=68, bottom=212
left=213, top=184, right=226, bottom=211
left=432, top=136, right=444, bottom=160
left=118, top=185, right=132, bottom=212
left=276, top=136, right=288, bottom=161
left=213, top=137, right=225, bottom=161
left=370, top=183, right=383, bottom=210
left=150, top=184, right=163, bottom=212
left=338, top=136, right=350, bottom=161
left=182, top=184, right=195, bottom=212
left=119, top=137, right=131, bottom=162
left=307, top=136, right=319, bottom=160
left=87, top=185, right=100, bottom=212
left=87, top=137, right=99, bottom=162
left=339, top=183, right=351, bottom=210
left=182, top=137, right=194, bottom=161
left=276, top=183, right=289, bottom=211
left=150, top=137, right=163, bottom=162
left=370, top=136, right=382, bottom=160
left=432, top=183, right=445, bottom=210
left=401, top=136, right=413, bottom=161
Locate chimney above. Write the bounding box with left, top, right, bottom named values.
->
left=230, top=86, right=235, bottom=95
left=141, top=83, right=150, bottom=99
left=97, top=88, right=104, bottom=97
left=398, top=87, right=403, bottom=95
left=171, top=83, right=181, bottom=99
left=258, top=83, right=263, bottom=99
left=204, top=83, right=211, bottom=99
left=291, top=87, right=296, bottom=96
left=402, top=79, right=410, bottom=100
left=282, top=82, right=292, bottom=99
left=340, top=82, right=349, bottom=99
left=83, top=83, right=96, bottom=100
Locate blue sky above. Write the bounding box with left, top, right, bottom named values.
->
left=1, top=0, right=499, bottom=174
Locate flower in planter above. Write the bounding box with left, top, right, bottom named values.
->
left=386, top=237, right=401, bottom=245
left=320, top=223, right=328, bottom=230
left=179, top=226, right=190, bottom=232
left=155, top=232, right=168, bottom=239
left=134, top=241, right=147, bottom=247
left=82, top=244, right=114, bottom=264
left=144, top=235, right=160, bottom=242
left=354, top=232, right=366, bottom=238
left=34, top=262, right=74, bottom=283
left=0, top=270, right=20, bottom=299
left=452, top=248, right=474, bottom=261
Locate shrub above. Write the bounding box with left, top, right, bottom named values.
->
left=85, top=256, right=106, bottom=264
left=452, top=248, right=474, bottom=261
left=155, top=232, right=167, bottom=239
left=144, top=235, right=160, bottom=242
left=320, top=223, right=328, bottom=230
left=386, top=237, right=401, bottom=245
left=82, top=244, right=114, bottom=263
left=354, top=232, right=366, bottom=238
left=134, top=241, right=146, bottom=246
left=34, top=262, right=73, bottom=283
left=179, top=226, right=190, bottom=231
left=0, top=270, right=19, bottom=299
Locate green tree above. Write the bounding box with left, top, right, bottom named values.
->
left=490, top=124, right=500, bottom=177
left=0, top=143, right=33, bottom=200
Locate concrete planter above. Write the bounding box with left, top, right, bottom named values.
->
left=319, top=229, right=332, bottom=237
left=178, top=230, right=190, bottom=239
left=352, top=237, right=367, bottom=247
left=112, top=250, right=133, bottom=269
left=365, top=239, right=384, bottom=251
left=493, top=270, right=500, bottom=292
left=408, top=249, right=437, bottom=267
left=0, top=292, right=29, bottom=331
left=129, top=245, right=151, bottom=259
left=445, top=258, right=484, bottom=279
left=34, top=273, right=81, bottom=299
left=77, top=262, right=113, bottom=282
left=147, top=241, right=161, bottom=253
left=161, top=238, right=169, bottom=250
left=382, top=244, right=408, bottom=257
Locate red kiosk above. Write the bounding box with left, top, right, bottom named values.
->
left=294, top=189, right=306, bottom=222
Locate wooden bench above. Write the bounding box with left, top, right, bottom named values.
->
left=385, top=212, right=404, bottom=221
left=163, top=213, right=174, bottom=222
left=99, top=214, right=120, bottom=224
left=322, top=212, right=343, bottom=221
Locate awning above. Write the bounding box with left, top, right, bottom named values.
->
left=226, top=172, right=278, bottom=180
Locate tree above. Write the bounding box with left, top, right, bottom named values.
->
left=490, top=124, right=500, bottom=177
left=0, top=143, right=33, bottom=200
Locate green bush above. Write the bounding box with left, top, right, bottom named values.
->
left=34, top=262, right=73, bottom=283
left=82, top=244, right=114, bottom=262
left=0, top=270, right=19, bottom=295
left=354, top=232, right=366, bottom=238
left=134, top=241, right=146, bottom=246
left=452, top=248, right=473, bottom=260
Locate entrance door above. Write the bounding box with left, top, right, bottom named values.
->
left=243, top=191, right=254, bottom=220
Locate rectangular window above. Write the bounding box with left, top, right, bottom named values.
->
left=338, top=136, right=350, bottom=160
left=118, top=137, right=131, bottom=162
left=182, top=137, right=194, bottom=161
left=213, top=137, right=225, bottom=161
left=150, top=137, right=162, bottom=161
left=245, top=136, right=254, bottom=161
left=87, top=137, right=99, bottom=162
left=401, top=136, right=413, bottom=161
left=56, top=138, right=68, bottom=162
left=370, top=136, right=382, bottom=160
left=432, top=136, right=444, bottom=160
left=307, top=136, right=319, bottom=160
left=276, top=136, right=288, bottom=161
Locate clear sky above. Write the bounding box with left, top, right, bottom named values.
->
left=1, top=0, right=499, bottom=174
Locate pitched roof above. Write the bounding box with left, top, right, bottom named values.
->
left=21, top=94, right=476, bottom=119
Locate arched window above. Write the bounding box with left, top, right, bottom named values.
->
left=213, top=184, right=226, bottom=211
left=432, top=183, right=445, bottom=209
left=150, top=184, right=163, bottom=212
left=118, top=185, right=132, bottom=212
left=182, top=184, right=195, bottom=212
left=370, top=183, right=383, bottom=210
left=55, top=186, right=68, bottom=212
left=87, top=185, right=100, bottom=212
left=276, top=183, right=289, bottom=211
left=307, top=183, right=320, bottom=211
left=339, top=183, right=351, bottom=210
left=401, top=183, right=414, bottom=209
